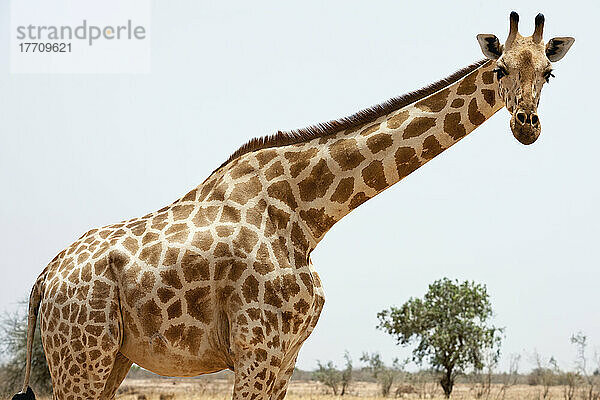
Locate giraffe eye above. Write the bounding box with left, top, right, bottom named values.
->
left=493, top=65, right=508, bottom=80
left=543, top=70, right=555, bottom=83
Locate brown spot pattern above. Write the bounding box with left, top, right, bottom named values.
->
left=299, top=208, right=336, bottom=239
left=468, top=98, right=486, bottom=125
left=140, top=271, right=155, bottom=291
left=450, top=98, right=465, bottom=108
left=181, top=326, right=203, bottom=355
left=415, top=88, right=449, bottom=112
left=267, top=181, right=298, bottom=210
left=482, top=70, right=495, bottom=84
left=230, top=160, right=255, bottom=179
left=403, top=117, right=436, bottom=139
left=298, top=159, right=335, bottom=202
left=482, top=89, right=496, bottom=107
left=264, top=280, right=283, bottom=308
left=191, top=206, right=218, bottom=227
left=163, top=247, right=179, bottom=266
left=359, top=123, right=380, bottom=136
left=395, top=146, right=421, bottom=178
left=160, top=270, right=183, bottom=289
left=349, top=192, right=369, bottom=209
left=207, top=184, right=226, bottom=202
left=167, top=300, right=182, bottom=319
left=421, top=135, right=444, bottom=160
left=229, top=176, right=261, bottom=205
left=233, top=227, right=259, bottom=254
left=444, top=112, right=467, bottom=140
left=216, top=226, right=234, bottom=237
left=242, top=275, right=259, bottom=303
left=265, top=206, right=290, bottom=236
left=329, top=139, right=366, bottom=171
left=255, top=149, right=277, bottom=167
left=192, top=231, right=213, bottom=251
left=246, top=199, right=267, bottom=228
left=164, top=224, right=188, bottom=243
left=330, top=177, right=354, bottom=203
left=284, top=148, right=318, bottom=178
left=281, top=274, right=300, bottom=300
left=139, top=300, right=162, bottom=334
left=181, top=251, right=210, bottom=281
left=184, top=287, right=211, bottom=323
left=172, top=204, right=194, bottom=221
left=387, top=110, right=410, bottom=129
left=457, top=70, right=478, bottom=95
left=122, top=237, right=139, bottom=255
left=264, top=161, right=284, bottom=181
left=220, top=206, right=241, bottom=223
left=291, top=222, right=309, bottom=250
left=139, top=243, right=162, bottom=266
left=366, top=133, right=393, bottom=154
left=214, top=242, right=232, bottom=258
left=361, top=160, right=388, bottom=191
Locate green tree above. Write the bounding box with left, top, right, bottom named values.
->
left=0, top=301, right=51, bottom=396
left=376, top=278, right=503, bottom=398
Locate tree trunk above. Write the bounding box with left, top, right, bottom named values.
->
left=440, top=368, right=454, bottom=398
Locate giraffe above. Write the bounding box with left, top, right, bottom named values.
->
left=13, top=12, right=573, bottom=400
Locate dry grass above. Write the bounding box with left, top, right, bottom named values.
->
left=30, top=378, right=572, bottom=400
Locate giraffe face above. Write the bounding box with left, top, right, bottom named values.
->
left=477, top=12, right=574, bottom=145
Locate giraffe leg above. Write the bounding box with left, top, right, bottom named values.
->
left=231, top=352, right=280, bottom=400
left=98, top=352, right=133, bottom=399
left=269, top=334, right=312, bottom=400
left=229, top=317, right=284, bottom=400
left=40, top=274, right=123, bottom=399
left=43, top=340, right=121, bottom=399
left=269, top=354, right=298, bottom=400
left=271, top=279, right=325, bottom=400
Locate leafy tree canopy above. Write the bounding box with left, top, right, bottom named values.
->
left=377, top=278, right=503, bottom=397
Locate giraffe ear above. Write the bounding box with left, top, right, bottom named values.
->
left=477, top=34, right=503, bottom=60
left=545, top=37, right=575, bottom=62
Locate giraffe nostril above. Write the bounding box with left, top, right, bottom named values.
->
left=516, top=112, right=526, bottom=124
left=531, top=114, right=539, bottom=125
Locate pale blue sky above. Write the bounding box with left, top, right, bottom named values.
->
left=1, top=1, right=598, bottom=373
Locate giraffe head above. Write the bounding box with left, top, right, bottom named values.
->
left=477, top=12, right=574, bottom=145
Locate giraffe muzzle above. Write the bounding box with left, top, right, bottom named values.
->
left=510, top=108, right=541, bottom=145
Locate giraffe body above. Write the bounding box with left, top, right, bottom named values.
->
left=35, top=61, right=499, bottom=399
left=14, top=12, right=574, bottom=400
left=39, top=169, right=327, bottom=398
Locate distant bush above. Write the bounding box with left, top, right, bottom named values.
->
left=313, top=360, right=342, bottom=395
left=340, top=351, right=353, bottom=396
left=360, top=352, right=407, bottom=397
left=0, top=302, right=51, bottom=396
left=527, top=367, right=559, bottom=386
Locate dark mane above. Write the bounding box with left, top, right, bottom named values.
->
left=215, top=59, right=489, bottom=172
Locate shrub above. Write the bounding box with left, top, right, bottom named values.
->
left=0, top=302, right=51, bottom=396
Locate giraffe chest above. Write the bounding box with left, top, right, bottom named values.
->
left=113, top=233, right=324, bottom=372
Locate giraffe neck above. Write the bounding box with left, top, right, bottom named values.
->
left=273, top=60, right=503, bottom=253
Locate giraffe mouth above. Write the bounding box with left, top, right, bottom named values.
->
left=510, top=109, right=541, bottom=145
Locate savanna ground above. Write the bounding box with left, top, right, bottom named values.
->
left=31, top=376, right=583, bottom=400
